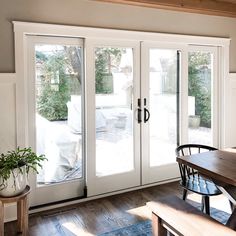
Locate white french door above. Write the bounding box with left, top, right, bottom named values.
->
left=27, top=36, right=86, bottom=206
left=25, top=32, right=221, bottom=204
left=186, top=46, right=218, bottom=147
left=86, top=39, right=141, bottom=196
left=85, top=41, right=219, bottom=195
left=141, top=43, right=184, bottom=185
left=140, top=43, right=219, bottom=185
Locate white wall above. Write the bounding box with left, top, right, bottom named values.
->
left=1, top=0, right=236, bottom=72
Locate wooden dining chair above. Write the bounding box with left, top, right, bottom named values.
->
left=176, top=144, right=222, bottom=215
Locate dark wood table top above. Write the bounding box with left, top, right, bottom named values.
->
left=176, top=149, right=236, bottom=186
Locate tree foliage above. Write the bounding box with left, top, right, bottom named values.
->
left=95, top=48, right=123, bottom=94
left=36, top=48, right=80, bottom=121
left=36, top=46, right=124, bottom=120
left=188, top=52, right=211, bottom=127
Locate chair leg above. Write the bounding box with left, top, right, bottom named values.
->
left=202, top=196, right=210, bottom=215
left=182, top=189, right=188, bottom=201
left=201, top=197, right=204, bottom=212
left=226, top=208, right=236, bottom=230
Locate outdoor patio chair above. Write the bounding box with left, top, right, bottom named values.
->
left=176, top=144, right=222, bottom=215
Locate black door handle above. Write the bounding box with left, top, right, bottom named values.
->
left=137, top=98, right=142, bottom=123
left=144, top=108, right=150, bottom=123
left=138, top=108, right=142, bottom=123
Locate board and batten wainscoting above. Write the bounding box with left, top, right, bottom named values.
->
left=0, top=73, right=18, bottom=222
left=1, top=72, right=236, bottom=222
left=224, top=73, right=236, bottom=148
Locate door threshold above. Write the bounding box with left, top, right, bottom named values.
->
left=29, top=178, right=179, bottom=214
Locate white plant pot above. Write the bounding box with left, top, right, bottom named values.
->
left=188, top=115, right=201, bottom=128
left=0, top=166, right=27, bottom=197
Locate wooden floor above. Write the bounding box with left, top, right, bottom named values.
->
left=4, top=181, right=231, bottom=235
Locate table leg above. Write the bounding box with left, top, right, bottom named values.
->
left=230, top=201, right=235, bottom=212
left=152, top=212, right=167, bottom=236
left=226, top=208, right=236, bottom=230
left=216, top=185, right=236, bottom=230
left=0, top=201, right=4, bottom=236
left=217, top=185, right=236, bottom=205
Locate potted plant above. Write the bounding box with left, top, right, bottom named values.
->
left=0, top=147, right=46, bottom=197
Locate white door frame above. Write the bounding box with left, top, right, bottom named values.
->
left=13, top=21, right=230, bottom=205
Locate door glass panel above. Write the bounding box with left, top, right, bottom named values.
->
left=188, top=51, right=213, bottom=145
left=149, top=49, right=178, bottom=167
left=35, top=44, right=83, bottom=185
left=95, top=47, right=134, bottom=177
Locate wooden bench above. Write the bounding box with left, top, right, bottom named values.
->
left=147, top=195, right=236, bottom=236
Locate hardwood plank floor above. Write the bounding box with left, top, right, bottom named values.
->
left=4, top=181, right=231, bottom=235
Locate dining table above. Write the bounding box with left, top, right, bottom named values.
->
left=176, top=148, right=236, bottom=231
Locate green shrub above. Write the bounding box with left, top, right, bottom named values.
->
left=37, top=75, right=70, bottom=121
left=95, top=47, right=123, bottom=94
left=36, top=47, right=123, bottom=120
left=36, top=49, right=80, bottom=121
left=188, top=52, right=211, bottom=128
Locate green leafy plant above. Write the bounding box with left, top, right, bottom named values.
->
left=0, top=147, right=47, bottom=191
